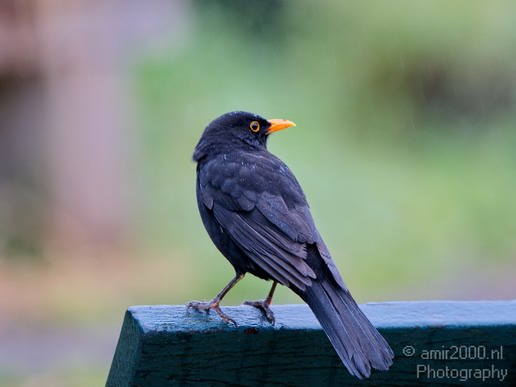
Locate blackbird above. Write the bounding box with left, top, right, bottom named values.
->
left=188, top=111, right=393, bottom=378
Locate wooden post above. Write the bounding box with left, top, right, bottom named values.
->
left=107, top=301, right=515, bottom=386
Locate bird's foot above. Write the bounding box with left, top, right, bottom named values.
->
left=242, top=299, right=275, bottom=324
left=186, top=300, right=238, bottom=326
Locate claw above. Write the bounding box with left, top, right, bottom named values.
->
left=186, top=300, right=238, bottom=326
left=186, top=274, right=245, bottom=327
left=243, top=299, right=275, bottom=324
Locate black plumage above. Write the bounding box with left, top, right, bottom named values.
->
left=189, top=111, right=393, bottom=378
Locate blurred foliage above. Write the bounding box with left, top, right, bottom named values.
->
left=2, top=2, right=516, bottom=386
left=134, top=0, right=516, bottom=303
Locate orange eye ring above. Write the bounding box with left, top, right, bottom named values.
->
left=249, top=121, right=260, bottom=132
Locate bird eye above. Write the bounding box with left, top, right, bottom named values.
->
left=249, top=121, right=260, bottom=132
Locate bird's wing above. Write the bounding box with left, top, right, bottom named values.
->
left=199, top=151, right=345, bottom=290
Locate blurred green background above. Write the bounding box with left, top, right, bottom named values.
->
left=1, top=0, right=515, bottom=385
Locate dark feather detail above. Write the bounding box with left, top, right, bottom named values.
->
left=212, top=204, right=315, bottom=290
left=300, top=279, right=394, bottom=378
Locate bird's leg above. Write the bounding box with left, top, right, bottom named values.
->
left=243, top=281, right=278, bottom=324
left=186, top=273, right=245, bottom=326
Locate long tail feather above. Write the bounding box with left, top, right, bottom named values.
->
left=300, top=280, right=394, bottom=379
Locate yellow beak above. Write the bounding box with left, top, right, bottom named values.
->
left=266, top=119, right=296, bottom=134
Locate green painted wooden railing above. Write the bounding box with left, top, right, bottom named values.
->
left=107, top=300, right=515, bottom=386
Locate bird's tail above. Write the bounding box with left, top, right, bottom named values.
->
left=299, top=280, right=394, bottom=379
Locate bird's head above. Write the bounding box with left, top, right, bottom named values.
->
left=193, top=111, right=296, bottom=162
